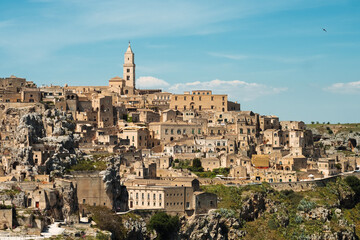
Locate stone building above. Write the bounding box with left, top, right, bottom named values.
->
left=149, top=121, right=203, bottom=142
left=125, top=178, right=216, bottom=214
left=169, top=90, right=240, bottom=112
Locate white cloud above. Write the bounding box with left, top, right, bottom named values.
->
left=135, top=77, right=286, bottom=101
left=168, top=79, right=287, bottom=101
left=208, top=52, right=324, bottom=63
left=136, top=76, right=170, bottom=88
left=325, top=81, right=360, bottom=94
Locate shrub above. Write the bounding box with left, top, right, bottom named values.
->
left=297, top=199, right=316, bottom=212
left=148, top=212, right=180, bottom=240
left=295, top=215, right=303, bottom=224
left=280, top=189, right=294, bottom=196
left=213, top=168, right=230, bottom=176
left=85, top=206, right=126, bottom=240
left=345, top=176, right=360, bottom=198
left=335, top=163, right=342, bottom=170
left=217, top=208, right=236, bottom=218
left=190, top=158, right=203, bottom=172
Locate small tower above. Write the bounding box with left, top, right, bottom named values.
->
left=123, top=41, right=135, bottom=92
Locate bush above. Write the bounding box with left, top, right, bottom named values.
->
left=217, top=208, right=236, bottom=218
left=345, top=176, right=360, bottom=198
left=190, top=158, right=203, bottom=172
left=335, top=163, right=342, bottom=170
left=213, top=168, right=230, bottom=176
left=295, top=215, right=303, bottom=224
left=148, top=212, right=180, bottom=240
left=297, top=199, right=316, bottom=212
left=280, top=189, right=294, bottom=196
left=85, top=206, right=126, bottom=240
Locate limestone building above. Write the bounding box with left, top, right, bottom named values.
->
left=169, top=90, right=240, bottom=112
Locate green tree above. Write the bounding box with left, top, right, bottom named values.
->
left=191, top=158, right=204, bottom=172
left=345, top=176, right=360, bottom=199
left=86, top=206, right=126, bottom=240
left=148, top=212, right=180, bottom=240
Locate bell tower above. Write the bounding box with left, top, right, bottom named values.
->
left=123, top=41, right=135, bottom=90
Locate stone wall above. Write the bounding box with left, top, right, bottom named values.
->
left=269, top=172, right=360, bottom=192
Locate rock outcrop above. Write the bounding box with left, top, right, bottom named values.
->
left=102, top=155, right=128, bottom=212
left=178, top=211, right=245, bottom=240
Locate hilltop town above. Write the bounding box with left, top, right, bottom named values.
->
left=0, top=44, right=359, bottom=239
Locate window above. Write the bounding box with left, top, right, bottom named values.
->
left=211, top=96, right=214, bottom=101
left=127, top=68, right=130, bottom=72
left=175, top=96, right=178, bottom=100
left=184, top=96, right=186, bottom=100
left=199, top=96, right=201, bottom=101
left=199, top=105, right=202, bottom=110
left=127, top=76, right=130, bottom=80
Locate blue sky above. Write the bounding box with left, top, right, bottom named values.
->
left=0, top=0, right=359, bottom=123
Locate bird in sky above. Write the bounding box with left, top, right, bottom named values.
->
left=323, top=28, right=327, bottom=32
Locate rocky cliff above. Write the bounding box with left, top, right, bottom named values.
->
left=102, top=155, right=128, bottom=212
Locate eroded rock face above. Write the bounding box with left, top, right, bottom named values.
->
left=240, top=191, right=278, bottom=221
left=178, top=212, right=245, bottom=240
left=123, top=217, right=149, bottom=240
left=16, top=113, right=45, bottom=145
left=102, top=156, right=128, bottom=212
left=6, top=107, right=81, bottom=177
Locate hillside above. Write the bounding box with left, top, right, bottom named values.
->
left=201, top=176, right=360, bottom=240
left=74, top=176, right=360, bottom=240
left=307, top=123, right=360, bottom=135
